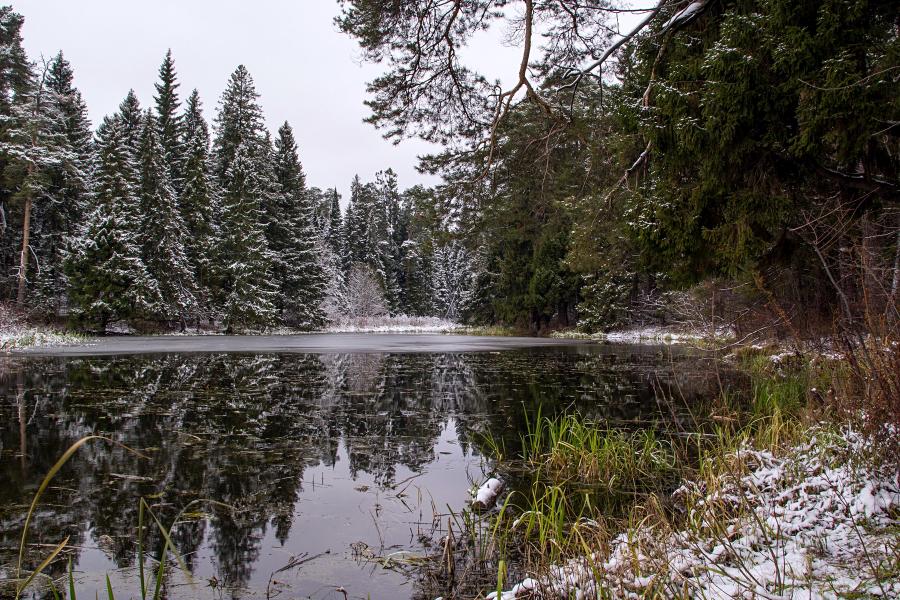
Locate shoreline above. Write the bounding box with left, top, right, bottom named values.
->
left=486, top=425, right=900, bottom=599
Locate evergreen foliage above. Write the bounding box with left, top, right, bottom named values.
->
left=153, top=49, right=183, bottom=191
left=180, top=89, right=219, bottom=321
left=116, top=90, right=143, bottom=162
left=212, top=66, right=277, bottom=331
left=66, top=116, right=160, bottom=329
left=0, top=7, right=485, bottom=331
left=271, top=121, right=326, bottom=329
left=32, top=52, right=93, bottom=314
left=1, top=48, right=82, bottom=314
left=136, top=109, right=196, bottom=324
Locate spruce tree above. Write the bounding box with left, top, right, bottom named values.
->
left=137, top=109, right=196, bottom=325
left=212, top=66, right=277, bottom=331
left=117, top=90, right=142, bottom=150
left=216, top=140, right=277, bottom=331
left=343, top=175, right=372, bottom=268
left=180, top=89, right=219, bottom=321
left=1, top=44, right=75, bottom=309
left=0, top=7, right=31, bottom=294
left=271, top=121, right=326, bottom=328
left=324, top=188, right=343, bottom=257
left=153, top=49, right=183, bottom=190
left=373, top=169, right=402, bottom=313
left=67, top=116, right=160, bottom=330
left=432, top=241, right=474, bottom=321
left=29, top=52, right=94, bottom=315
left=317, top=188, right=345, bottom=325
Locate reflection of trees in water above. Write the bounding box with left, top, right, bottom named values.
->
left=0, top=347, right=724, bottom=593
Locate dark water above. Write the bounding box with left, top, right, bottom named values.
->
left=0, top=341, right=721, bottom=599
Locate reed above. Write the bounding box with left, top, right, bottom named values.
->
left=12, top=436, right=225, bottom=600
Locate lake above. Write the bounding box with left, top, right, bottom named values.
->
left=1, top=335, right=722, bottom=599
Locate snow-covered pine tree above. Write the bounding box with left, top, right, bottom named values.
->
left=154, top=49, right=183, bottom=191
left=216, top=140, right=277, bottom=331
left=271, top=121, right=326, bottom=329
left=137, top=109, right=196, bottom=326
left=324, top=188, right=342, bottom=257
left=431, top=241, right=473, bottom=322
left=212, top=66, right=277, bottom=331
left=315, top=188, right=345, bottom=325
left=2, top=47, right=82, bottom=311
left=0, top=6, right=35, bottom=299
left=343, top=175, right=367, bottom=270
left=66, top=116, right=161, bottom=330
left=180, top=89, right=219, bottom=322
left=373, top=169, right=402, bottom=314
left=116, top=90, right=143, bottom=159
left=28, top=51, right=94, bottom=316
left=399, top=237, right=431, bottom=315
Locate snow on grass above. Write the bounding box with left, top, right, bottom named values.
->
left=488, top=428, right=900, bottom=599
left=325, top=315, right=462, bottom=333
left=548, top=325, right=736, bottom=344
left=0, top=312, right=90, bottom=352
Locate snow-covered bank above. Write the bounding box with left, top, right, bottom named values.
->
left=551, top=325, right=734, bottom=345
left=325, top=315, right=461, bottom=333
left=0, top=306, right=89, bottom=352
left=1, top=327, right=89, bottom=352
left=488, top=428, right=900, bottom=599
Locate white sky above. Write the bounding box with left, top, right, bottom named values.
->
left=14, top=0, right=520, bottom=203
left=15, top=1, right=643, bottom=204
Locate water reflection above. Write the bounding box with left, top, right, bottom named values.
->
left=0, top=345, right=721, bottom=599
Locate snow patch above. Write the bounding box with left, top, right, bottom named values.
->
left=472, top=477, right=504, bottom=510
left=490, top=428, right=899, bottom=598
left=325, top=315, right=462, bottom=333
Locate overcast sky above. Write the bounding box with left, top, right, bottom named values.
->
left=14, top=0, right=524, bottom=203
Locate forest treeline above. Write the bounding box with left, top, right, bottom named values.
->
left=336, top=0, right=899, bottom=335
left=2, top=1, right=898, bottom=334
left=0, top=6, right=474, bottom=332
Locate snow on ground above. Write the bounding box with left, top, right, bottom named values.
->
left=325, top=315, right=461, bottom=333
left=563, top=325, right=735, bottom=344
left=0, top=324, right=89, bottom=352
left=603, top=325, right=706, bottom=344
left=488, top=428, right=900, bottom=599
left=0, top=305, right=89, bottom=352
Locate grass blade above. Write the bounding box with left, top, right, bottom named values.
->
left=15, top=535, right=69, bottom=599
left=104, top=574, right=115, bottom=600
left=68, top=557, right=76, bottom=600
left=17, top=436, right=147, bottom=579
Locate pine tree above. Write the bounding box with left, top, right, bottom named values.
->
left=1, top=40, right=77, bottom=309
left=154, top=49, right=183, bottom=190
left=28, top=51, right=94, bottom=315
left=137, top=109, right=196, bottom=325
left=116, top=90, right=143, bottom=158
left=324, top=188, right=343, bottom=257
left=216, top=140, right=277, bottom=330
left=373, top=169, right=402, bottom=313
left=67, top=116, right=160, bottom=330
left=212, top=66, right=277, bottom=331
left=343, top=175, right=381, bottom=271
left=271, top=121, right=326, bottom=328
left=316, top=188, right=346, bottom=325
left=180, top=89, right=219, bottom=321
left=0, top=6, right=31, bottom=297
left=432, top=241, right=474, bottom=321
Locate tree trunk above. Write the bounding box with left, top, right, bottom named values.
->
left=16, top=189, right=33, bottom=306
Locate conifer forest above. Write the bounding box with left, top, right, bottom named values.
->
left=1, top=1, right=897, bottom=336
